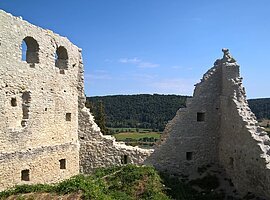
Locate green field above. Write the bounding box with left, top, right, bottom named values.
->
left=114, top=132, right=161, bottom=140
left=109, top=128, right=161, bottom=148
left=109, top=127, right=156, bottom=133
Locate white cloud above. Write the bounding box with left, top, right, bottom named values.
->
left=118, top=57, right=141, bottom=64
left=118, top=57, right=159, bottom=68
left=171, top=65, right=183, bottom=69
left=150, top=78, right=196, bottom=95
left=84, top=70, right=112, bottom=80
left=138, top=62, right=159, bottom=68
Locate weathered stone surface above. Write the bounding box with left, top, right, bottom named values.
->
left=0, top=10, right=152, bottom=191
left=0, top=10, right=81, bottom=191
left=146, top=49, right=270, bottom=198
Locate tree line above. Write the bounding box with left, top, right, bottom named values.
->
left=86, top=94, right=188, bottom=132
left=85, top=95, right=270, bottom=133
left=248, top=98, right=270, bottom=120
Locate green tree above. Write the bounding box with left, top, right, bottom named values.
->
left=95, top=101, right=109, bottom=134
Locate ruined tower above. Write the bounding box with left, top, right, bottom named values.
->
left=147, top=49, right=270, bottom=198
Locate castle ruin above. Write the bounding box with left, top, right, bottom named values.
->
left=147, top=48, right=270, bottom=198
left=1, top=9, right=270, bottom=199
left=0, top=10, right=151, bottom=191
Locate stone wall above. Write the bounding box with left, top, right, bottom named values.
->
left=146, top=58, right=223, bottom=175
left=0, top=10, right=80, bottom=191
left=146, top=49, right=270, bottom=198
left=0, top=10, right=152, bottom=191
left=218, top=61, right=270, bottom=197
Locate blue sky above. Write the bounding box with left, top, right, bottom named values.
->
left=1, top=1, right=269, bottom=98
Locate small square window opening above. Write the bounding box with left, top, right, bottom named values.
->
left=197, top=112, right=205, bottom=122
left=59, top=159, right=66, bottom=169
left=21, top=169, right=30, bottom=181
left=186, top=152, right=193, bottom=161
left=66, top=113, right=71, bottom=121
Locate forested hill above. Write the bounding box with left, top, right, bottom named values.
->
left=86, top=94, right=189, bottom=131
left=248, top=98, right=270, bottom=120
left=86, top=95, right=270, bottom=131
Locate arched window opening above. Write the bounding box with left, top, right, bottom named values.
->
left=55, top=46, right=68, bottom=71
left=21, top=37, right=39, bottom=63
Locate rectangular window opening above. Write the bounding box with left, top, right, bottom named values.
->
left=229, top=157, right=234, bottom=169
left=186, top=152, right=193, bottom=161
left=121, top=155, right=128, bottom=164
left=59, top=159, right=66, bottom=169
left=11, top=98, right=17, bottom=107
left=21, top=169, right=30, bottom=181
left=197, top=112, right=205, bottom=122
left=66, top=113, right=71, bottom=121
left=60, top=69, right=65, bottom=74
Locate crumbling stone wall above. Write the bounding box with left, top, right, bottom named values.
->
left=218, top=58, right=270, bottom=197
left=146, top=49, right=270, bottom=198
left=0, top=10, right=152, bottom=191
left=77, top=49, right=152, bottom=174
left=146, top=58, right=223, bottom=175
left=0, top=10, right=81, bottom=191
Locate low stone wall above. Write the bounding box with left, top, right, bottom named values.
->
left=78, top=97, right=152, bottom=174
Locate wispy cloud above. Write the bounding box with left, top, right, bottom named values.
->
left=138, top=62, right=159, bottom=68
left=118, top=57, right=159, bottom=68
left=119, top=57, right=141, bottom=64
left=104, top=59, right=113, bottom=63
left=150, top=78, right=195, bottom=95
left=85, top=70, right=112, bottom=80
left=171, top=65, right=182, bottom=69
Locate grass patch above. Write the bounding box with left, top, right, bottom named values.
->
left=114, top=132, right=161, bottom=148
left=114, top=132, right=161, bottom=141
left=0, top=165, right=169, bottom=200
left=108, top=128, right=157, bottom=133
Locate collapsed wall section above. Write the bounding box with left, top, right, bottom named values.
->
left=77, top=52, right=152, bottom=173
left=0, top=10, right=80, bottom=190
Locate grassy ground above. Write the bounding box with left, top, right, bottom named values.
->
left=109, top=128, right=156, bottom=133
left=0, top=165, right=169, bottom=200
left=1, top=164, right=246, bottom=200
left=114, top=132, right=161, bottom=140
left=108, top=128, right=161, bottom=147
